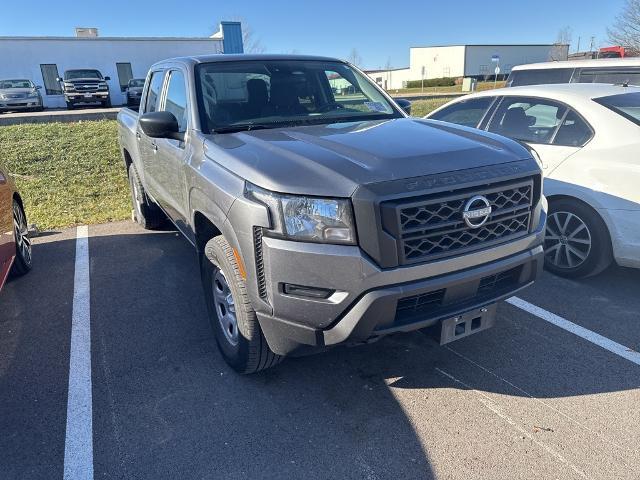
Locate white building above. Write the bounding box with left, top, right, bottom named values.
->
left=367, top=44, right=569, bottom=90
left=0, top=22, right=243, bottom=108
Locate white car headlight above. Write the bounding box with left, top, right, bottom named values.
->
left=28, top=90, right=39, bottom=98
left=246, top=183, right=356, bottom=245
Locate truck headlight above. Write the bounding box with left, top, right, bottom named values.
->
left=245, top=183, right=356, bottom=245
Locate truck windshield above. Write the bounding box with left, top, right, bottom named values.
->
left=195, top=59, right=402, bottom=133
left=65, top=70, right=103, bottom=80
left=595, top=91, right=640, bottom=126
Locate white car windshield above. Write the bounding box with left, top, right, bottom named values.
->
left=195, top=59, right=401, bottom=133
left=0, top=79, right=34, bottom=89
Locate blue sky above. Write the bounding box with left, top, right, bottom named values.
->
left=0, top=0, right=626, bottom=69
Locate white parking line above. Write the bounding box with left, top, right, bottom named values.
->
left=507, top=296, right=640, bottom=367
left=63, top=226, right=93, bottom=480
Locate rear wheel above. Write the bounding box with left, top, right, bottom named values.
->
left=544, top=199, right=612, bottom=278
left=128, top=164, right=166, bottom=229
left=10, top=199, right=32, bottom=277
left=201, top=236, right=282, bottom=374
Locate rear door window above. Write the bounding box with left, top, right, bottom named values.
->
left=507, top=68, right=574, bottom=87
left=144, top=71, right=165, bottom=113
left=428, top=97, right=494, bottom=128
left=488, top=96, right=567, bottom=144
left=575, top=68, right=640, bottom=86
left=552, top=110, right=593, bottom=147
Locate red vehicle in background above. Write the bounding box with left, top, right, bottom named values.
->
left=0, top=164, right=32, bottom=291
left=599, top=46, right=638, bottom=58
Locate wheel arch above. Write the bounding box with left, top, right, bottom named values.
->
left=546, top=193, right=614, bottom=254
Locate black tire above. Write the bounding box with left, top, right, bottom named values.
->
left=201, top=236, right=282, bottom=374
left=544, top=198, right=612, bottom=278
left=10, top=199, right=32, bottom=277
left=128, top=164, right=166, bottom=229
left=102, top=98, right=112, bottom=108
left=66, top=101, right=75, bottom=110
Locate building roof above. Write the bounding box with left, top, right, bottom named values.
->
left=365, top=67, right=410, bottom=73
left=410, top=44, right=566, bottom=49
left=0, top=36, right=221, bottom=42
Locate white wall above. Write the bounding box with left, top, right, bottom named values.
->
left=367, top=68, right=412, bottom=90
left=0, top=37, right=223, bottom=107
left=409, top=46, right=466, bottom=80
left=464, top=45, right=569, bottom=78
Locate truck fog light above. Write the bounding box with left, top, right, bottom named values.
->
left=282, top=283, right=334, bottom=299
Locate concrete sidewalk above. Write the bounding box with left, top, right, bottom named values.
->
left=0, top=107, right=121, bottom=126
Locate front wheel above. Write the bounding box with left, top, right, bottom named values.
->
left=544, top=199, right=612, bottom=278
left=102, top=98, right=112, bottom=108
left=201, top=236, right=282, bottom=374
left=10, top=199, right=32, bottom=277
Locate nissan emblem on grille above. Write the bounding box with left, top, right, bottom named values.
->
left=462, top=195, right=492, bottom=228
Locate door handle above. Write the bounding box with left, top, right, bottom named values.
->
left=136, top=132, right=141, bottom=141
left=152, top=143, right=158, bottom=153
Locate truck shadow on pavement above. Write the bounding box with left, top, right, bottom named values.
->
left=2, top=226, right=639, bottom=479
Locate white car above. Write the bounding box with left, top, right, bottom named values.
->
left=426, top=83, right=640, bottom=277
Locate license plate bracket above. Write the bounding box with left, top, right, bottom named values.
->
left=439, top=304, right=497, bottom=345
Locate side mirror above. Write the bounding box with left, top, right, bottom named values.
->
left=36, top=85, right=42, bottom=90
left=139, top=111, right=184, bottom=141
left=104, top=76, right=111, bottom=81
left=56, top=77, right=62, bottom=82
left=395, top=98, right=412, bottom=115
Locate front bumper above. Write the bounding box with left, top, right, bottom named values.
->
left=254, top=214, right=545, bottom=356
left=0, top=98, right=42, bottom=111
left=65, top=92, right=109, bottom=103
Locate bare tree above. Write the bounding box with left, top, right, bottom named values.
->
left=608, top=0, right=640, bottom=50
left=347, top=48, right=363, bottom=66
left=240, top=22, right=266, bottom=54
left=549, top=26, right=572, bottom=60
left=555, top=26, right=573, bottom=46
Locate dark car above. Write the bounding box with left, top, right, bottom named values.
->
left=125, top=78, right=145, bottom=107
left=0, top=164, right=32, bottom=291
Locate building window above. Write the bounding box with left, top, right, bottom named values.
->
left=40, top=64, right=62, bottom=95
left=116, top=63, right=133, bottom=92
left=479, top=65, right=489, bottom=75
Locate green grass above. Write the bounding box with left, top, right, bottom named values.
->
left=410, top=98, right=453, bottom=117
left=389, top=81, right=506, bottom=96
left=0, top=120, right=130, bottom=231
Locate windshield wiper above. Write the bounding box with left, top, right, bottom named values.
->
left=212, top=123, right=277, bottom=134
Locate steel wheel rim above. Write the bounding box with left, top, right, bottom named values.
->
left=545, top=211, right=591, bottom=269
left=212, top=268, right=239, bottom=346
left=13, top=202, right=32, bottom=266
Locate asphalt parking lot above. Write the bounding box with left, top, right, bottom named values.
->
left=1, top=221, right=639, bottom=479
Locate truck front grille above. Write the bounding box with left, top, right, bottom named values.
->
left=382, top=179, right=534, bottom=265
left=393, top=265, right=523, bottom=326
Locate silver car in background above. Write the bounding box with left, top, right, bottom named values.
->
left=0, top=79, right=43, bottom=113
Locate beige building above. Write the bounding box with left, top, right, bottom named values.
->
left=367, top=44, right=569, bottom=90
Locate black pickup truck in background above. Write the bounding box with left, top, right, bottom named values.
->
left=57, top=69, right=111, bottom=109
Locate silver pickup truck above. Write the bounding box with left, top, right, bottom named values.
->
left=118, top=54, right=546, bottom=374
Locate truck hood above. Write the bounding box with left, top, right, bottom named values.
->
left=204, top=117, right=533, bottom=197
